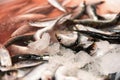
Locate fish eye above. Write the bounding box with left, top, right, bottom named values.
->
left=57, top=37, right=62, bottom=42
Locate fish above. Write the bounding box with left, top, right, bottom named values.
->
left=56, top=31, right=95, bottom=53
left=0, top=54, right=48, bottom=72
left=56, top=32, right=90, bottom=53
left=32, top=18, right=59, bottom=40
left=85, top=1, right=105, bottom=20
left=71, top=1, right=105, bottom=20
left=75, top=30, right=120, bottom=44
left=14, top=3, right=37, bottom=14
left=11, top=54, right=49, bottom=64
left=55, top=31, right=83, bottom=52
left=11, top=24, right=37, bottom=37
left=32, top=14, right=70, bottom=40
left=29, top=18, right=58, bottom=28
left=71, top=1, right=86, bottom=19
left=48, top=0, right=66, bottom=12
left=74, top=24, right=112, bottom=35
left=8, top=44, right=30, bottom=56
left=55, top=31, right=79, bottom=47
left=23, top=5, right=53, bottom=14
left=0, top=45, right=12, bottom=67
left=14, top=14, right=46, bottom=22
left=4, top=34, right=34, bottom=48
left=0, top=61, right=47, bottom=72
left=65, top=13, right=120, bottom=28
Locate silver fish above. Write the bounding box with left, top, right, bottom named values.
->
left=56, top=31, right=78, bottom=47
left=0, top=61, right=46, bottom=71
left=48, top=0, right=66, bottom=12
left=29, top=18, right=58, bottom=28
left=0, top=46, right=12, bottom=67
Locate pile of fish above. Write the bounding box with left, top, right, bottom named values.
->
left=0, top=0, right=120, bottom=80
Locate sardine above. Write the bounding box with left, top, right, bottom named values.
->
left=0, top=61, right=46, bottom=72
left=29, top=18, right=58, bottom=28
left=4, top=34, right=34, bottom=47
left=56, top=32, right=79, bottom=47
left=33, top=14, right=70, bottom=40
left=0, top=45, right=12, bottom=67
left=71, top=1, right=105, bottom=20
left=0, top=54, right=48, bottom=71
left=55, top=31, right=83, bottom=52
left=71, top=1, right=86, bottom=19
left=48, top=0, right=66, bottom=12
left=75, top=30, right=120, bottom=44
left=11, top=54, right=49, bottom=64
left=56, top=31, right=94, bottom=52
left=86, top=1, right=105, bottom=20
left=11, top=24, right=37, bottom=37
left=24, top=5, right=53, bottom=14
left=65, top=13, right=120, bottom=28
left=14, top=14, right=46, bottom=21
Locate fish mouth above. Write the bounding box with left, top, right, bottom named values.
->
left=55, top=33, right=62, bottom=42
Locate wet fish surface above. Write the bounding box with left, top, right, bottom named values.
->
left=0, top=0, right=120, bottom=80
left=64, top=13, right=120, bottom=28
left=75, top=30, right=120, bottom=43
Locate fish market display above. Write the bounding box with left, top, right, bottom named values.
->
left=0, top=0, right=120, bottom=80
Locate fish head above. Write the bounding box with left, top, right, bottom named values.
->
left=55, top=31, right=78, bottom=46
